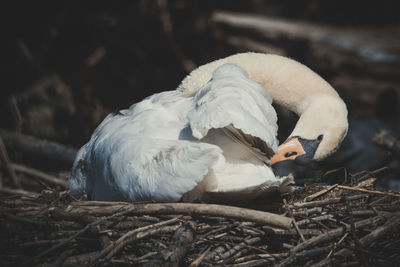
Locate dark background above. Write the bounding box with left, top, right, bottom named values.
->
left=3, top=1, right=400, bottom=177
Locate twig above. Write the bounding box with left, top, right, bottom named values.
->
left=218, top=237, right=262, bottom=261
left=291, top=207, right=322, bottom=217
left=148, top=221, right=196, bottom=267
left=233, top=252, right=284, bottom=264
left=202, top=237, right=270, bottom=257
left=11, top=163, right=67, bottom=188
left=109, top=224, right=181, bottom=262
left=296, top=214, right=335, bottom=226
left=1, top=211, right=48, bottom=227
left=200, top=222, right=240, bottom=239
left=344, top=196, right=363, bottom=250
left=92, top=217, right=180, bottom=263
left=337, top=184, right=400, bottom=197
left=53, top=247, right=77, bottom=267
left=189, top=246, right=211, bottom=267
left=22, top=206, right=137, bottom=265
left=0, top=136, right=21, bottom=188
left=369, top=195, right=390, bottom=206
left=62, top=251, right=99, bottom=267
left=304, top=184, right=338, bottom=202
left=275, top=245, right=333, bottom=267
left=283, top=198, right=305, bottom=242
left=0, top=187, right=39, bottom=198
left=231, top=258, right=275, bottom=266
left=8, top=96, right=23, bottom=133
left=0, top=128, right=77, bottom=167
left=67, top=202, right=293, bottom=229
left=19, top=238, right=69, bottom=248
left=262, top=226, right=322, bottom=236
left=291, top=194, right=367, bottom=208
left=312, top=215, right=400, bottom=266
left=290, top=214, right=389, bottom=254
left=323, top=233, right=348, bottom=264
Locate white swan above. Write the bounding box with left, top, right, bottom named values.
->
left=68, top=52, right=348, bottom=202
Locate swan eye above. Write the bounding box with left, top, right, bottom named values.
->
left=284, top=152, right=298, bottom=158
left=317, top=134, right=324, bottom=142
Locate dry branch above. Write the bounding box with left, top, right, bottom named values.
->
left=290, top=214, right=391, bottom=254
left=304, top=184, right=338, bottom=202
left=66, top=202, right=293, bottom=229
left=148, top=221, right=196, bottom=267
left=0, top=128, right=77, bottom=166
left=93, top=217, right=180, bottom=262
left=23, top=206, right=137, bottom=265
left=337, top=184, right=400, bottom=197
left=291, top=194, right=367, bottom=208
left=211, top=11, right=400, bottom=69
left=0, top=187, right=39, bottom=198
left=313, top=215, right=400, bottom=266
left=2, top=176, right=399, bottom=266
left=11, top=163, right=67, bottom=188
left=0, top=136, right=20, bottom=188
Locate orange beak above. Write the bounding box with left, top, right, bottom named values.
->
left=270, top=137, right=306, bottom=165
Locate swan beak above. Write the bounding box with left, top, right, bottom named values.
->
left=270, top=137, right=306, bottom=165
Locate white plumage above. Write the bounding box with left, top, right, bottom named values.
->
left=69, top=52, right=349, bottom=202
left=69, top=63, right=290, bottom=202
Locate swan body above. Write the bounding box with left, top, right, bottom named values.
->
left=68, top=53, right=348, bottom=202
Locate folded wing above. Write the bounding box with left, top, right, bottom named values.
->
left=188, top=63, right=279, bottom=162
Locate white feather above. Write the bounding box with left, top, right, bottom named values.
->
left=68, top=63, right=287, bottom=202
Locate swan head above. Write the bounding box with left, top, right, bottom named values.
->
left=271, top=94, right=348, bottom=165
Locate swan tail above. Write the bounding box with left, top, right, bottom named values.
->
left=68, top=146, right=88, bottom=199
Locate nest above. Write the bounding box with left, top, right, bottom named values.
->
left=1, top=169, right=399, bottom=267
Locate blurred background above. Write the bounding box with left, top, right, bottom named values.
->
left=2, top=0, right=400, bottom=188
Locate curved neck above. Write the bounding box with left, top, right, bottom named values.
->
left=178, top=52, right=339, bottom=115
left=179, top=53, right=348, bottom=160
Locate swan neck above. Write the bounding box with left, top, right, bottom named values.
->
left=178, top=52, right=339, bottom=115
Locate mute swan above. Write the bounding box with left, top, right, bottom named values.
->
left=68, top=52, right=348, bottom=202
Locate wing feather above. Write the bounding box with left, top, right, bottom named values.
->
left=188, top=64, right=278, bottom=160
left=73, top=136, right=225, bottom=202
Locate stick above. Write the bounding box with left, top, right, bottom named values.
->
left=1, top=212, right=48, bottom=227
left=0, top=136, right=20, bottom=188
left=92, top=217, right=180, bottom=262
left=0, top=187, right=39, bottom=198
left=296, top=215, right=335, bottom=226
left=283, top=198, right=305, bottom=242
left=312, top=215, right=400, bottom=266
left=22, top=206, right=137, bottom=265
left=11, top=163, right=67, bottom=188
left=275, top=245, right=333, bottom=267
left=233, top=252, right=285, bottom=264
left=0, top=128, right=77, bottom=166
left=218, top=237, right=261, bottom=261
left=106, top=224, right=181, bottom=261
left=291, top=194, right=367, bottom=208
left=291, top=207, right=322, bottom=217
left=289, top=214, right=389, bottom=254
left=189, top=246, right=211, bottom=267
left=304, top=184, right=338, bottom=202
left=149, top=221, right=196, bottom=267
left=68, top=202, right=293, bottom=229
left=337, top=185, right=400, bottom=197
left=8, top=95, right=23, bottom=133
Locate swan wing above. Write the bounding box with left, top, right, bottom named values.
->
left=70, top=136, right=225, bottom=202
left=188, top=64, right=278, bottom=161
